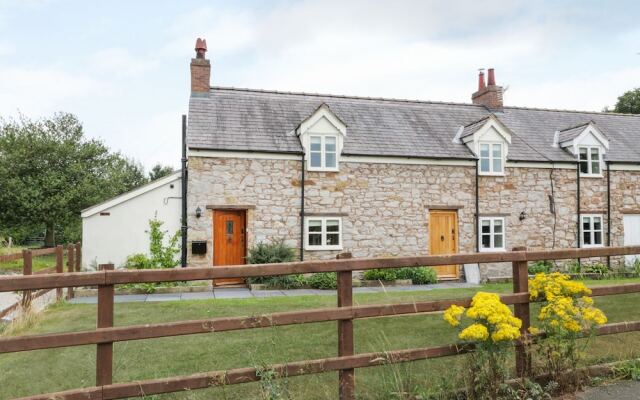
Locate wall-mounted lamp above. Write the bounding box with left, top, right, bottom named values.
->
left=519, top=211, right=527, bottom=221
left=195, top=206, right=202, bottom=219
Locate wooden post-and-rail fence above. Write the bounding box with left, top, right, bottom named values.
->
left=0, top=242, right=81, bottom=319
left=2, top=246, right=640, bottom=399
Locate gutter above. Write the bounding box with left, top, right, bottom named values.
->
left=300, top=152, right=305, bottom=261
left=607, top=160, right=612, bottom=269
left=475, top=158, right=480, bottom=252
left=181, top=115, right=188, bottom=268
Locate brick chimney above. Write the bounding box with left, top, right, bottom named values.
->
left=472, top=68, right=503, bottom=110
left=190, top=38, right=210, bottom=97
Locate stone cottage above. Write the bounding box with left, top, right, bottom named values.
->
left=185, top=38, right=640, bottom=282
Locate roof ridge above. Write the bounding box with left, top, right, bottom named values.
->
left=210, top=86, right=640, bottom=118
left=210, top=86, right=484, bottom=108
left=559, top=121, right=593, bottom=132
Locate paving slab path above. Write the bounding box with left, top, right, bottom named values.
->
left=69, top=282, right=480, bottom=304
left=576, top=380, right=640, bottom=400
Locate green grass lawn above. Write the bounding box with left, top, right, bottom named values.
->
left=0, top=246, right=65, bottom=274
left=1, top=280, right=640, bottom=399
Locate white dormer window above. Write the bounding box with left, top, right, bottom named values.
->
left=579, top=146, right=601, bottom=176
left=309, top=135, right=338, bottom=170
left=479, top=142, right=504, bottom=174
left=297, top=104, right=346, bottom=172
left=458, top=115, right=511, bottom=177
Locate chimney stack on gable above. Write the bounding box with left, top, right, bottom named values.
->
left=190, top=38, right=210, bottom=96
left=472, top=67, right=503, bottom=110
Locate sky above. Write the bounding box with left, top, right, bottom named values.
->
left=0, top=0, right=638, bottom=170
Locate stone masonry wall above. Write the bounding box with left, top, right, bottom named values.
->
left=187, top=155, right=640, bottom=279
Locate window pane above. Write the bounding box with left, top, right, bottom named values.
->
left=327, top=234, right=340, bottom=246
left=492, top=144, right=502, bottom=158
left=580, top=161, right=589, bottom=174
left=591, top=148, right=600, bottom=160
left=480, top=158, right=490, bottom=172
left=494, top=234, right=503, bottom=248
left=308, top=234, right=322, bottom=246
left=310, top=152, right=322, bottom=167
left=583, top=232, right=591, bottom=245
left=492, top=158, right=502, bottom=173
left=591, top=161, right=600, bottom=174
left=308, top=220, right=322, bottom=232
left=579, top=147, right=588, bottom=160
left=582, top=217, right=590, bottom=231
left=481, top=234, right=491, bottom=248
left=593, top=217, right=602, bottom=231
left=594, top=231, right=602, bottom=245
left=310, top=136, right=321, bottom=151
left=226, top=221, right=234, bottom=235
left=481, top=220, right=490, bottom=234
left=325, top=152, right=336, bottom=168
left=326, top=220, right=340, bottom=232
left=325, top=136, right=336, bottom=152
left=493, top=220, right=503, bottom=233
left=480, top=144, right=490, bottom=157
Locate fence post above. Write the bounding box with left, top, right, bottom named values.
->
left=336, top=252, right=355, bottom=400
left=21, top=249, right=33, bottom=309
left=512, top=246, right=531, bottom=377
left=66, top=244, right=75, bottom=300
left=97, top=263, right=115, bottom=386
left=55, top=245, right=64, bottom=300
left=75, top=241, right=82, bottom=272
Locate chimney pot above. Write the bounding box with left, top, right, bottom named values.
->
left=487, top=68, right=496, bottom=86
left=478, top=69, right=486, bottom=91
left=195, top=38, right=207, bottom=59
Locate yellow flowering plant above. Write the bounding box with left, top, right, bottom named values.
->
left=528, top=272, right=607, bottom=392
left=443, top=292, right=523, bottom=399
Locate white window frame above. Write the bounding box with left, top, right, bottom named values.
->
left=478, top=141, right=505, bottom=176
left=578, top=146, right=603, bottom=177
left=581, top=214, right=604, bottom=248
left=307, top=135, right=339, bottom=172
left=304, top=217, right=343, bottom=250
left=478, top=216, right=506, bottom=252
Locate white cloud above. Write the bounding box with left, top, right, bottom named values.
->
left=89, top=48, right=158, bottom=78
left=0, top=66, right=112, bottom=117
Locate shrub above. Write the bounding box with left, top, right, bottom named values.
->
left=246, top=239, right=296, bottom=264
left=246, top=239, right=302, bottom=288
left=396, top=267, right=437, bottom=284
left=307, top=272, right=337, bottom=289
left=147, top=217, right=181, bottom=268
left=583, top=262, right=610, bottom=275
left=529, top=260, right=552, bottom=274
left=565, top=259, right=581, bottom=274
left=124, top=253, right=153, bottom=269
left=363, top=268, right=397, bottom=281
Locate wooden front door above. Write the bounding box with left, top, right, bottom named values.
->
left=429, top=210, right=459, bottom=280
left=213, top=210, right=246, bottom=285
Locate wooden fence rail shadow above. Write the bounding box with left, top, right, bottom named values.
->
left=0, top=245, right=639, bottom=400
left=0, top=242, right=80, bottom=319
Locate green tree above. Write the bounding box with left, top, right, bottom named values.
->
left=148, top=164, right=175, bottom=181
left=613, top=88, right=640, bottom=114
left=0, top=113, right=147, bottom=246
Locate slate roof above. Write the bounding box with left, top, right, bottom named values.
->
left=460, top=116, right=490, bottom=139
left=557, top=122, right=592, bottom=144
left=187, top=87, right=640, bottom=163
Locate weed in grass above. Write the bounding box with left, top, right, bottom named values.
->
left=613, top=358, right=640, bottom=381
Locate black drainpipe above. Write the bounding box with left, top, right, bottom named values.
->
left=606, top=160, right=612, bottom=268
left=181, top=114, right=188, bottom=268
left=576, top=160, right=581, bottom=268
left=300, top=152, right=305, bottom=261
left=475, top=158, right=480, bottom=252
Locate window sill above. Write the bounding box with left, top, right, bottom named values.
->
left=305, top=246, right=343, bottom=251
left=581, top=244, right=604, bottom=248
left=307, top=168, right=340, bottom=173
left=478, top=172, right=506, bottom=177
left=579, top=174, right=603, bottom=179
left=478, top=247, right=506, bottom=253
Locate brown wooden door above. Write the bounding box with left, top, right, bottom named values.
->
left=213, top=210, right=246, bottom=285
left=429, top=210, right=459, bottom=280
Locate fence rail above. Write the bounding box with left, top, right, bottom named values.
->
left=0, top=242, right=81, bottom=319
left=1, top=245, right=640, bottom=400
